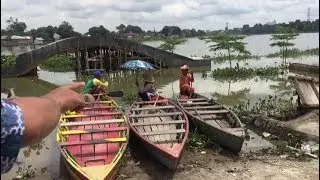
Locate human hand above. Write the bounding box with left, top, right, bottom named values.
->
left=42, top=82, right=86, bottom=113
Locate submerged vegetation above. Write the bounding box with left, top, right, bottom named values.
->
left=269, top=26, right=300, bottom=65
left=201, top=34, right=250, bottom=68
left=231, top=95, right=299, bottom=123
left=40, top=54, right=75, bottom=72
left=266, top=48, right=319, bottom=58
left=211, top=88, right=251, bottom=106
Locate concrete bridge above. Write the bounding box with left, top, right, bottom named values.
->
left=1, top=35, right=211, bottom=77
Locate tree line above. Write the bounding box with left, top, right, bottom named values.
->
left=1, top=17, right=318, bottom=44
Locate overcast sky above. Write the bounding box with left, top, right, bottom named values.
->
left=1, top=0, right=319, bottom=33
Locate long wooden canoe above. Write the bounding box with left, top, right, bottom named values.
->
left=57, top=96, right=129, bottom=180
left=178, top=93, right=245, bottom=153
left=128, top=96, right=189, bottom=170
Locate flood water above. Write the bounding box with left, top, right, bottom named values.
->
left=1, top=33, right=319, bottom=180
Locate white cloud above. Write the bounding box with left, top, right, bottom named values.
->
left=1, top=0, right=319, bottom=33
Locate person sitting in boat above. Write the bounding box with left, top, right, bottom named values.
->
left=136, top=72, right=157, bottom=101
left=179, top=65, right=194, bottom=97
left=83, top=70, right=108, bottom=99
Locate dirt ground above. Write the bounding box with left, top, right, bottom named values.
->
left=117, top=146, right=319, bottom=180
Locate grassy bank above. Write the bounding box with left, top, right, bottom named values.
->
left=40, top=55, right=75, bottom=72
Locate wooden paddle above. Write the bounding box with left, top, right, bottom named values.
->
left=153, top=91, right=162, bottom=106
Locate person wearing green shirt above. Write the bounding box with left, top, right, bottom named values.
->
left=83, top=71, right=108, bottom=100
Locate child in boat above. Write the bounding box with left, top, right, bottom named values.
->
left=136, top=72, right=157, bottom=101
left=83, top=70, right=108, bottom=100
left=179, top=65, right=194, bottom=97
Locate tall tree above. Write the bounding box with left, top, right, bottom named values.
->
left=270, top=26, right=299, bottom=65
left=124, top=25, right=144, bottom=34
left=88, top=25, right=110, bottom=37
left=161, top=26, right=182, bottom=37
left=159, top=38, right=187, bottom=53
left=57, top=21, right=79, bottom=39
left=4, top=17, right=27, bottom=36
left=116, top=24, right=126, bottom=34
left=202, top=33, right=250, bottom=68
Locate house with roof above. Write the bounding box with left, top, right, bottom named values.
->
left=123, top=32, right=138, bottom=39
left=1, top=35, right=44, bottom=55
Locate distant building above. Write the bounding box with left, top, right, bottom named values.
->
left=1, top=35, right=44, bottom=55
left=123, top=32, right=138, bottom=39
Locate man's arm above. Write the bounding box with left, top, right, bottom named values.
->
left=93, top=79, right=108, bottom=88
left=10, top=97, right=61, bottom=147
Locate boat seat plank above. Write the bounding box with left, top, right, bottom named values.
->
left=85, top=101, right=112, bottom=105
left=214, top=119, right=231, bottom=128
left=83, top=106, right=116, bottom=110
left=129, top=112, right=182, bottom=118
left=62, top=112, right=122, bottom=118
left=131, top=105, right=175, bottom=111
left=180, top=102, right=210, bottom=106
left=60, top=127, right=127, bottom=135
left=184, top=105, right=223, bottom=110
left=153, top=139, right=180, bottom=144
left=189, top=110, right=229, bottom=115
left=60, top=119, right=124, bottom=126
left=60, top=138, right=127, bottom=146
left=178, top=98, right=207, bottom=102
left=84, top=157, right=105, bottom=163
left=132, top=120, right=185, bottom=126
left=134, top=100, right=168, bottom=104
left=140, top=129, right=186, bottom=136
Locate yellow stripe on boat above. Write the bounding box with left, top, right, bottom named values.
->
left=57, top=95, right=128, bottom=180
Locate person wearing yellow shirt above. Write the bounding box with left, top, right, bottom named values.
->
left=83, top=71, right=108, bottom=100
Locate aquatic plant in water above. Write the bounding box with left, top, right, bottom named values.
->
left=231, top=95, right=298, bottom=123
left=211, top=87, right=251, bottom=106
left=266, top=48, right=319, bottom=59
left=1, top=53, right=16, bottom=69
left=211, top=66, right=284, bottom=78
left=40, top=54, right=76, bottom=72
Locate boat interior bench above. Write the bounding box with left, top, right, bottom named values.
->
left=60, top=138, right=127, bottom=146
